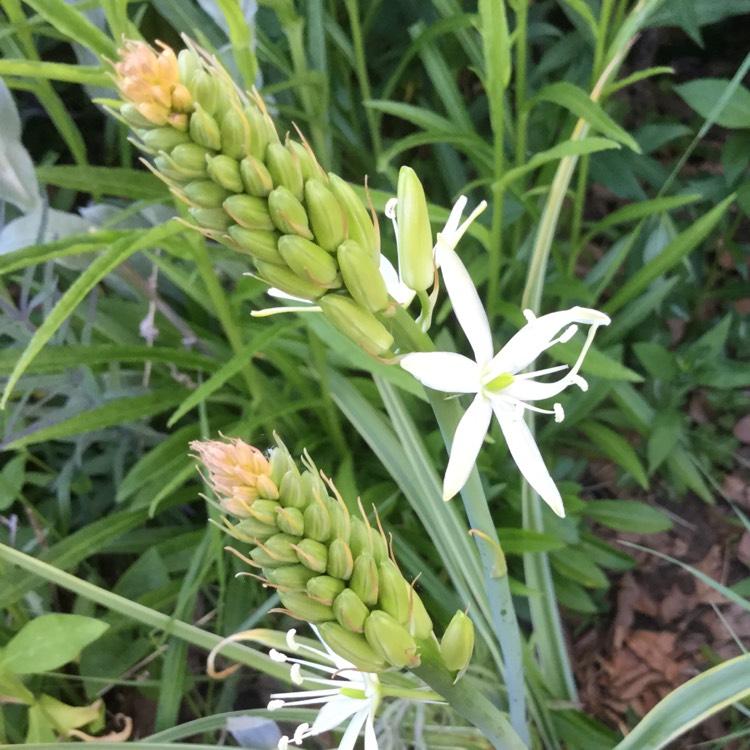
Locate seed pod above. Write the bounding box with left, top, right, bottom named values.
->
left=267, top=186, right=314, bottom=239
left=305, top=179, right=346, bottom=252
left=396, top=166, right=433, bottom=292
left=240, top=155, right=274, bottom=197
left=328, top=173, right=378, bottom=263
left=223, top=194, right=275, bottom=231
left=317, top=622, right=387, bottom=672
left=266, top=564, right=317, bottom=590
left=318, top=295, right=394, bottom=357
left=278, top=235, right=340, bottom=287
left=228, top=226, right=285, bottom=265
left=327, top=538, right=354, bottom=580
left=278, top=591, right=334, bottom=623
left=337, top=239, right=388, bottom=312
left=295, top=538, right=328, bottom=573
left=170, top=143, right=212, bottom=179
left=333, top=588, right=370, bottom=633
left=364, top=610, right=420, bottom=669
left=255, top=262, right=327, bottom=301
left=306, top=575, right=345, bottom=606
left=266, top=142, right=303, bottom=200
left=189, top=207, right=232, bottom=231
left=275, top=506, right=305, bottom=537
left=350, top=553, right=379, bottom=607
left=440, top=610, right=475, bottom=672
left=303, top=502, right=331, bottom=542
left=140, top=126, right=192, bottom=151
left=184, top=179, right=230, bottom=208
left=234, top=516, right=277, bottom=543
left=207, top=154, right=243, bottom=192
left=220, top=107, right=248, bottom=160
left=378, top=559, right=411, bottom=624
left=189, top=103, right=221, bottom=150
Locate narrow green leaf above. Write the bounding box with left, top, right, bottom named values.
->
left=532, top=81, right=641, bottom=152
left=550, top=549, right=609, bottom=589
left=578, top=421, right=649, bottom=489
left=478, top=0, right=511, bottom=90
left=36, top=166, right=170, bottom=201
left=604, top=194, right=734, bottom=314
left=213, top=0, right=258, bottom=88
left=584, top=500, right=672, bottom=533
left=0, top=59, right=109, bottom=85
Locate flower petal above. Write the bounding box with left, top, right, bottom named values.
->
left=363, top=712, right=378, bottom=750
left=337, top=707, right=369, bottom=750
left=400, top=352, right=481, bottom=393
left=491, top=401, right=565, bottom=517
left=379, top=254, right=415, bottom=306
left=310, top=694, right=364, bottom=734
left=437, top=247, right=494, bottom=365
left=487, top=306, right=610, bottom=377
left=443, top=394, right=493, bottom=500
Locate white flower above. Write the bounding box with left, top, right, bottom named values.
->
left=268, top=628, right=381, bottom=750
left=399, top=246, right=610, bottom=517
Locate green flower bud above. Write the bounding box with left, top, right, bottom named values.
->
left=337, top=239, right=388, bottom=313
left=278, top=468, right=307, bottom=509
left=327, top=538, right=354, bottom=580
left=289, top=140, right=322, bottom=182
left=326, top=497, right=350, bottom=543
left=300, top=470, right=329, bottom=503
left=267, top=186, right=314, bottom=240
left=240, top=155, right=274, bottom=197
left=260, top=532, right=300, bottom=564
left=278, top=235, right=340, bottom=288
left=153, top=155, right=188, bottom=182
left=247, top=499, right=279, bottom=526
left=408, top=589, right=434, bottom=641
left=364, top=610, right=420, bottom=669
left=317, top=622, right=387, bottom=672
left=255, top=262, right=326, bottom=301
left=395, top=166, right=433, bottom=292
left=370, top=527, right=389, bottom=564
left=266, top=564, right=318, bottom=590
left=306, top=575, right=346, bottom=606
left=121, top=102, right=156, bottom=129
left=266, top=142, right=303, bottom=201
left=189, top=103, right=221, bottom=150
left=140, top=126, right=191, bottom=151
left=244, top=104, right=272, bottom=160
left=328, top=174, right=378, bottom=262
left=223, top=194, right=275, bottom=231
left=349, top=517, right=372, bottom=559
left=228, top=226, right=285, bottom=265
left=305, top=179, right=346, bottom=252
left=250, top=546, right=289, bottom=569
left=189, top=207, right=232, bottom=231
left=177, top=48, right=200, bottom=87
left=295, top=538, right=328, bottom=573
left=303, top=502, right=331, bottom=542
left=377, top=559, right=411, bottom=624
left=170, top=143, right=212, bottom=179
left=278, top=591, right=334, bottom=623
left=184, top=179, right=230, bottom=208
left=333, top=588, right=370, bottom=633
left=275, top=506, right=305, bottom=537
left=350, top=552, right=379, bottom=606
left=188, top=69, right=219, bottom=115
left=439, top=610, right=475, bottom=672
left=270, top=443, right=298, bottom=488
left=207, top=154, right=243, bottom=192
left=318, top=295, right=394, bottom=356
left=220, top=107, right=248, bottom=160
left=234, top=516, right=277, bottom=543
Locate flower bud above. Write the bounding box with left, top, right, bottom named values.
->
left=189, top=103, right=221, bottom=150
left=223, top=194, right=275, bottom=231
left=317, top=622, right=387, bottom=672
left=171, top=83, right=194, bottom=113
left=267, top=186, right=314, bottom=239
left=348, top=517, right=372, bottom=559
left=303, top=502, right=331, bottom=542
left=333, top=588, right=369, bottom=633
left=234, top=516, right=277, bottom=543
left=266, top=564, right=317, bottom=590
left=169, top=143, right=211, bottom=179
left=184, top=179, right=230, bottom=208
left=251, top=546, right=289, bottom=569
left=269, top=442, right=298, bottom=487
left=121, top=103, right=156, bottom=129
left=278, top=591, right=334, bottom=623
left=377, top=559, right=411, bottom=624
left=328, top=174, right=378, bottom=262
left=177, top=48, right=200, bottom=86
left=396, top=166, right=433, bottom=292
left=326, top=498, right=350, bottom=543
left=278, top=468, right=307, bottom=509
left=288, top=140, right=322, bottom=182
left=337, top=239, right=388, bottom=313
left=153, top=155, right=186, bottom=182
left=295, top=538, right=328, bottom=573
left=207, top=154, right=243, bottom=193
left=275, top=506, right=305, bottom=537
left=408, top=589, right=433, bottom=640
left=240, top=155, right=274, bottom=197
left=255, top=262, right=327, bottom=301
left=439, top=610, right=475, bottom=672
left=228, top=226, right=285, bottom=265
left=189, top=207, right=232, bottom=231
left=188, top=69, right=219, bottom=115
left=220, top=107, right=248, bottom=160
left=278, top=235, right=340, bottom=287
left=306, top=575, right=345, bottom=606
left=140, top=126, right=191, bottom=151
left=247, top=499, right=279, bottom=526
left=244, top=104, right=272, bottom=160
left=266, top=143, right=303, bottom=200
left=350, top=553, right=379, bottom=606
left=261, top=533, right=301, bottom=564
left=327, top=538, right=354, bottom=580
left=370, top=528, right=388, bottom=564
left=305, top=179, right=346, bottom=252
left=364, top=611, right=420, bottom=669
left=318, top=295, right=394, bottom=356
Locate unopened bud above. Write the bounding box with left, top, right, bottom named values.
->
left=295, top=538, right=328, bottom=573
left=121, top=103, right=156, bottom=129
left=234, top=516, right=277, bottom=543
left=288, top=140, right=322, bottom=182
left=269, top=442, right=298, bottom=487
left=223, top=194, right=275, bottom=231
left=408, top=589, right=433, bottom=640
left=327, top=538, right=354, bottom=580
left=306, top=575, right=345, bottom=606
left=207, top=154, right=243, bottom=192
left=337, top=239, right=388, bottom=313
left=364, top=610, right=420, bottom=669
left=169, top=143, right=211, bottom=179
left=154, top=154, right=189, bottom=182
left=255, top=262, right=327, bottom=301
left=266, top=143, right=303, bottom=200
left=439, top=610, right=475, bottom=672
left=333, top=588, right=369, bottom=633
left=278, top=469, right=307, bottom=509
left=240, top=155, right=274, bottom=197
left=396, top=166, right=433, bottom=292
left=275, top=506, right=305, bottom=537
left=260, top=533, right=301, bottom=565
left=350, top=553, right=379, bottom=606
left=318, top=295, right=394, bottom=356
left=349, top=517, right=372, bottom=559
left=326, top=498, right=350, bottom=543
left=317, top=622, right=386, bottom=673
left=278, top=591, right=334, bottom=623
left=220, top=107, right=248, bottom=160
left=267, top=186, right=314, bottom=239
left=140, top=126, right=191, bottom=151
left=189, top=103, right=221, bottom=150
left=177, top=48, right=200, bottom=86
left=377, top=559, right=411, bottom=624
left=244, top=104, right=272, bottom=160
left=184, top=179, right=230, bottom=208
left=228, top=226, right=285, bottom=265
left=328, top=174, right=378, bottom=262
left=303, top=502, right=331, bottom=542
left=305, top=179, right=346, bottom=252
left=249, top=499, right=283, bottom=527
left=278, top=235, right=340, bottom=287
left=189, top=207, right=232, bottom=231
left=266, top=564, right=317, bottom=590
left=188, top=69, right=219, bottom=115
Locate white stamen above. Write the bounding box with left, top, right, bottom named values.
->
left=559, top=324, right=578, bottom=343
left=290, top=663, right=303, bottom=685
left=553, top=403, right=564, bottom=423
left=267, top=699, right=284, bottom=711
left=269, top=649, right=287, bottom=662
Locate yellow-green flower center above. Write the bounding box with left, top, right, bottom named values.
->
left=484, top=372, right=515, bottom=392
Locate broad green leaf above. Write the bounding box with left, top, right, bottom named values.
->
left=553, top=575, right=598, bottom=614
left=584, top=500, right=672, bottom=533
left=604, top=194, right=734, bottom=314
left=532, top=81, right=641, bottom=152
left=578, top=421, right=649, bottom=489
left=722, top=131, right=750, bottom=185
left=632, top=342, right=679, bottom=380
left=648, top=0, right=750, bottom=29
left=647, top=410, right=684, bottom=473
left=26, top=704, right=56, bottom=744
left=0, top=454, right=25, bottom=510
left=496, top=528, right=564, bottom=555
left=665, top=447, right=713, bottom=503
left=36, top=166, right=170, bottom=201
left=675, top=78, right=750, bottom=129
left=0, top=670, right=34, bottom=704
left=364, top=100, right=457, bottom=133
left=550, top=549, right=609, bottom=589
left=0, top=614, right=108, bottom=675
left=37, top=694, right=102, bottom=734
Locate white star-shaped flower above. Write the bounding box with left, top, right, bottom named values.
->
left=399, top=245, right=610, bottom=517
left=268, top=628, right=381, bottom=750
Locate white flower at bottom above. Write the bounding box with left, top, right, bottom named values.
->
left=268, top=628, right=381, bottom=750
left=400, top=246, right=610, bottom=517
